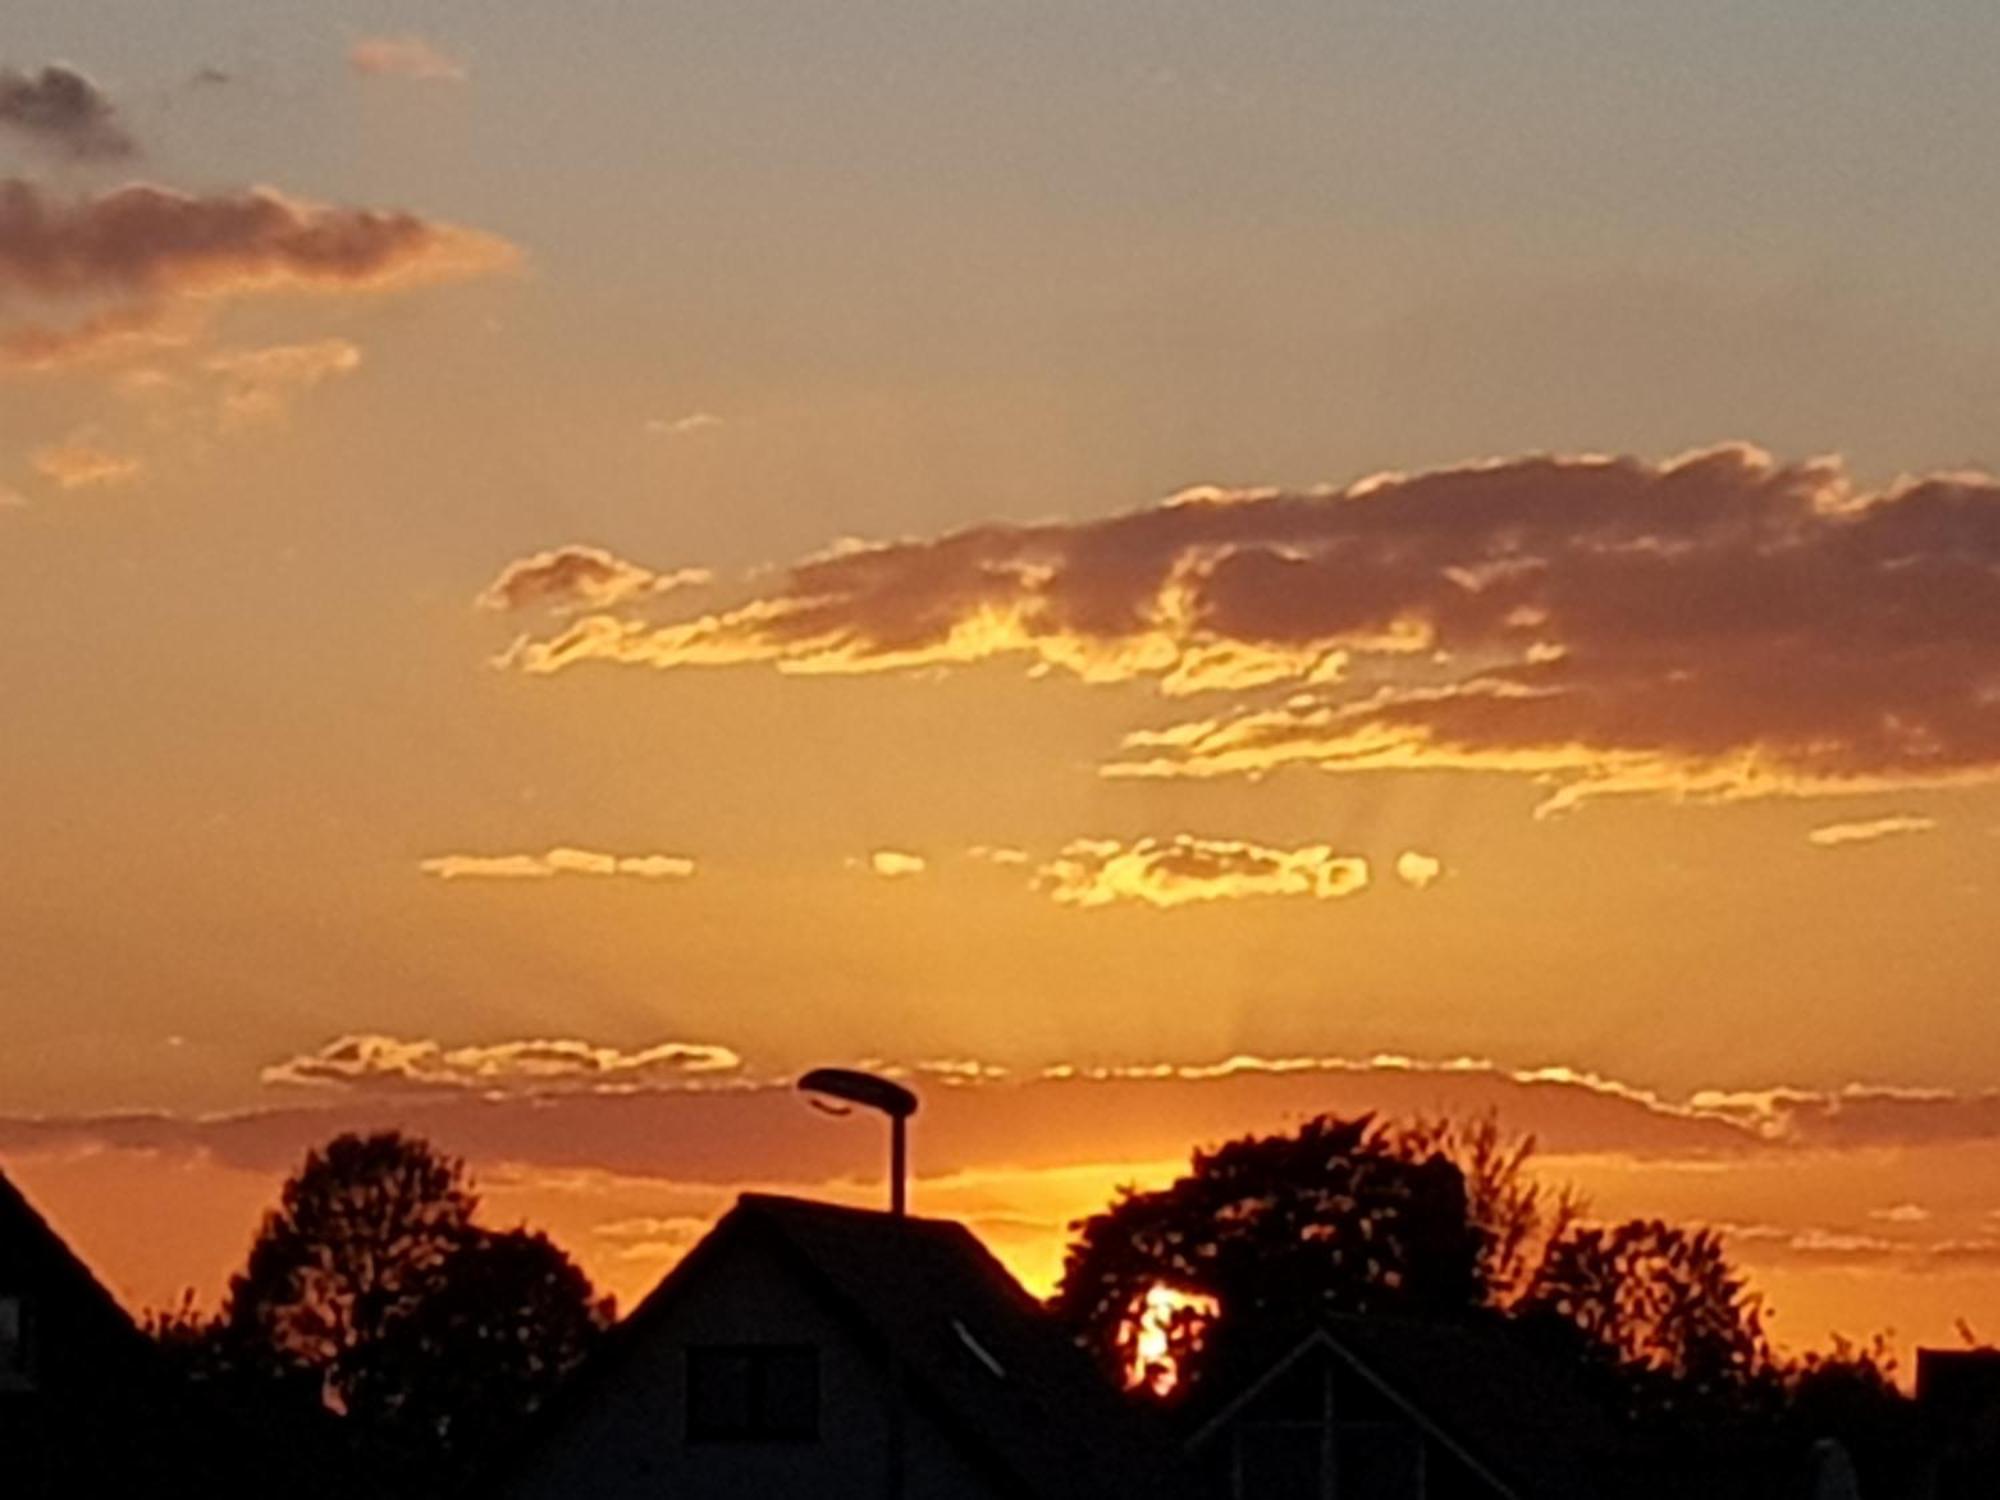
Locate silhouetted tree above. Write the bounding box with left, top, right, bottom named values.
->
left=1384, top=1114, right=1581, bottom=1306
left=353, top=1226, right=608, bottom=1468
left=154, top=1131, right=608, bottom=1488
left=223, top=1131, right=477, bottom=1408
left=1513, top=1218, right=1776, bottom=1427
left=1057, top=1110, right=1782, bottom=1433
left=1052, top=1114, right=1490, bottom=1396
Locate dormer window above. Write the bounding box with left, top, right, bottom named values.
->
left=0, top=1294, right=32, bottom=1389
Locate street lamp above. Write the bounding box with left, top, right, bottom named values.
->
left=797, top=1067, right=918, bottom=1217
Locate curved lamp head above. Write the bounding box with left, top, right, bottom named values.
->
left=797, top=1067, right=918, bottom=1120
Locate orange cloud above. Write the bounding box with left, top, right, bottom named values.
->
left=1805, top=814, right=1937, bottom=848
left=479, top=545, right=709, bottom=615
left=866, top=849, right=927, bottom=878
left=497, top=445, right=2000, bottom=809
left=31, top=438, right=140, bottom=489
left=348, top=36, right=468, bottom=83
left=0, top=64, right=135, bottom=160
left=419, top=847, right=695, bottom=881
left=262, top=1034, right=741, bottom=1095
left=1036, top=835, right=1369, bottom=908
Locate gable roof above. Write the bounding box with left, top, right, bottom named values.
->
left=1189, top=1316, right=1622, bottom=1500
left=0, top=1167, right=154, bottom=1368
left=556, top=1193, right=1191, bottom=1500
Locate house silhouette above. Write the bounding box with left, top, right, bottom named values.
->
left=496, top=1192, right=1193, bottom=1499
left=1183, top=1317, right=1624, bottom=1500
left=0, top=1166, right=376, bottom=1499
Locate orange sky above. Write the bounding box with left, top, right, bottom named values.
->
left=7, top=0, right=2000, bottom=1377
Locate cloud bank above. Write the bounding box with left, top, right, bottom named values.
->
left=1036, top=835, right=1369, bottom=908
left=497, top=446, right=2000, bottom=810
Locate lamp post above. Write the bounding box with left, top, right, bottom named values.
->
left=796, top=1067, right=918, bottom=1216
left=797, top=1067, right=919, bottom=1500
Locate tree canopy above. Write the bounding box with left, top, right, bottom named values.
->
left=156, top=1131, right=608, bottom=1489
left=1053, top=1110, right=1783, bottom=1431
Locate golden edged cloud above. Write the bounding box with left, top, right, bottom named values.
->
left=1037, top=835, right=1369, bottom=909
left=31, top=438, right=140, bottom=489
left=420, top=847, right=696, bottom=881
left=494, top=444, right=2000, bottom=809
left=479, top=545, right=710, bottom=615
left=867, top=849, right=927, bottom=878
left=1805, top=814, right=1938, bottom=848
left=262, top=1033, right=739, bottom=1095
left=347, top=36, right=469, bottom=83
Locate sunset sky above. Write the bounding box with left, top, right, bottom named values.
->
left=8, top=0, right=2000, bottom=1367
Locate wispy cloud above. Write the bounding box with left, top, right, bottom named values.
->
left=646, top=411, right=723, bottom=437
left=866, top=849, right=927, bottom=878
left=206, top=339, right=362, bottom=428
left=1037, top=835, right=1369, bottom=909
left=0, top=302, right=198, bottom=372
left=348, top=36, right=468, bottom=83
left=31, top=439, right=140, bottom=490
left=1806, top=814, right=1938, bottom=848
left=495, top=445, right=2000, bottom=811
left=0, top=64, right=136, bottom=160
left=419, top=847, right=696, bottom=881
left=479, top=545, right=710, bottom=615
left=262, top=1034, right=740, bottom=1095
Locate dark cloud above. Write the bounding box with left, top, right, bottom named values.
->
left=0, top=179, right=515, bottom=302
left=0, top=65, right=136, bottom=160
left=500, top=446, right=2000, bottom=810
